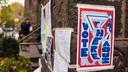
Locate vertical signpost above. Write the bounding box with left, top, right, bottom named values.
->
left=77, top=4, right=115, bottom=71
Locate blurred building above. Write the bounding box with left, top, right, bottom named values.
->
left=24, top=0, right=41, bottom=42
left=24, top=0, right=41, bottom=29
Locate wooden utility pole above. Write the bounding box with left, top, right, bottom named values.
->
left=121, top=0, right=126, bottom=38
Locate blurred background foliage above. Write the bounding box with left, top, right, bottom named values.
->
left=0, top=1, right=24, bottom=26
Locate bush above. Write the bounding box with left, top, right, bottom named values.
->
left=0, top=36, right=19, bottom=57
left=0, top=57, right=31, bottom=72
left=2, top=37, right=19, bottom=57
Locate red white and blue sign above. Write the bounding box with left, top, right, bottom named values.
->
left=77, top=4, right=115, bottom=71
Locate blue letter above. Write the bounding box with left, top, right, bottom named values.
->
left=96, top=29, right=103, bottom=37
left=102, top=47, right=110, bottom=52
left=82, top=39, right=88, bottom=47
left=102, top=58, right=109, bottom=64
left=82, top=31, right=88, bottom=38
left=83, top=23, right=88, bottom=30
left=81, top=48, right=88, bottom=57
left=92, top=37, right=102, bottom=45
left=103, top=41, right=110, bottom=47
left=91, top=54, right=99, bottom=59
left=91, top=46, right=97, bottom=52
left=102, top=53, right=109, bottom=57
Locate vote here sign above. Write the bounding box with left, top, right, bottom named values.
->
left=77, top=4, right=115, bottom=71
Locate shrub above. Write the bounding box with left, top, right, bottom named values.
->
left=0, top=57, right=31, bottom=72
left=0, top=36, right=19, bottom=57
